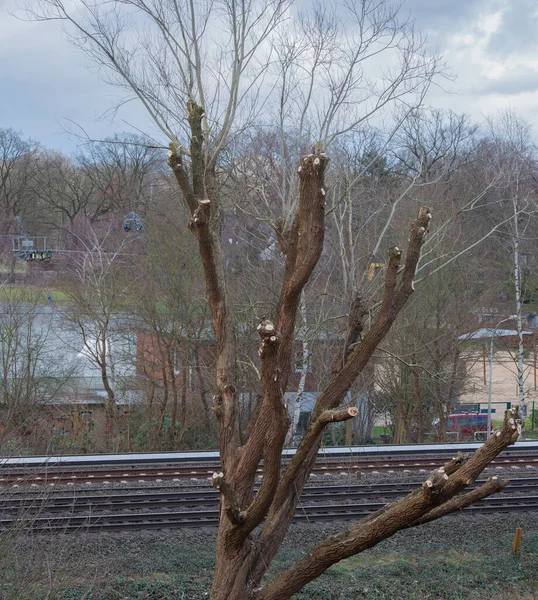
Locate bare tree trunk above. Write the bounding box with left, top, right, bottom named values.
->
left=411, top=352, right=424, bottom=443
left=286, top=294, right=309, bottom=446
left=167, top=350, right=180, bottom=450
left=193, top=346, right=211, bottom=433
left=393, top=389, right=405, bottom=444
left=165, top=116, right=518, bottom=600
left=156, top=368, right=169, bottom=448
left=146, top=383, right=155, bottom=451
left=512, top=196, right=526, bottom=413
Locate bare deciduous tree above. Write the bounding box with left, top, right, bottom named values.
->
left=25, top=0, right=525, bottom=598
left=0, top=128, right=38, bottom=228
left=31, top=151, right=94, bottom=233
left=59, top=224, right=138, bottom=442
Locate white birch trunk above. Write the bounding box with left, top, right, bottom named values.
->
left=512, top=196, right=526, bottom=412
left=286, top=294, right=309, bottom=446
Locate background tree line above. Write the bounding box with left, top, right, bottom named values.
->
left=0, top=104, right=536, bottom=455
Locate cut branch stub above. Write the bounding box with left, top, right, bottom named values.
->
left=257, top=320, right=279, bottom=359
left=211, top=471, right=245, bottom=526
left=298, top=151, right=329, bottom=187
left=189, top=199, right=211, bottom=235
left=443, top=452, right=468, bottom=476
left=321, top=406, right=358, bottom=424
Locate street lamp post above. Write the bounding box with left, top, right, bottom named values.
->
left=488, top=316, right=516, bottom=437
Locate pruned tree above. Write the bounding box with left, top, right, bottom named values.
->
left=25, top=0, right=526, bottom=597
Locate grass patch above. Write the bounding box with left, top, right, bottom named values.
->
left=3, top=511, right=538, bottom=599
left=0, top=285, right=72, bottom=305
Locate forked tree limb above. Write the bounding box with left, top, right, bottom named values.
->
left=270, top=209, right=431, bottom=502
left=411, top=476, right=508, bottom=527
left=255, top=408, right=522, bottom=600
left=231, top=151, right=328, bottom=536
left=249, top=207, right=433, bottom=585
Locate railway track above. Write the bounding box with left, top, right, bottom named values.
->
left=3, top=477, right=538, bottom=513
left=1, top=477, right=537, bottom=533
left=2, top=495, right=536, bottom=533
left=2, top=454, right=538, bottom=486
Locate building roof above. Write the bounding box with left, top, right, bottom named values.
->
left=458, top=328, right=534, bottom=341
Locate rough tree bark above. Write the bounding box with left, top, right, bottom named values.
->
left=166, top=100, right=523, bottom=600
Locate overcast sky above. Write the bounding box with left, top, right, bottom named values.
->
left=1, top=0, right=538, bottom=153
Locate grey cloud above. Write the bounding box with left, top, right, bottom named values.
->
left=486, top=0, right=538, bottom=57
left=480, top=66, right=538, bottom=96
left=403, top=0, right=480, bottom=26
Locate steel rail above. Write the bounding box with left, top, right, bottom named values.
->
left=2, top=495, right=537, bottom=533
left=2, top=455, right=538, bottom=486
left=2, top=479, right=538, bottom=515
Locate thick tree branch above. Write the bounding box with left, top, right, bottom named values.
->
left=249, top=207, right=437, bottom=584
left=187, top=99, right=206, bottom=200
left=233, top=151, right=328, bottom=538
left=255, top=409, right=521, bottom=600
left=411, top=476, right=508, bottom=527
left=360, top=451, right=468, bottom=526
left=275, top=150, right=328, bottom=390
left=176, top=99, right=240, bottom=471
left=227, top=321, right=288, bottom=543
left=393, top=207, right=432, bottom=305
left=167, top=144, right=196, bottom=212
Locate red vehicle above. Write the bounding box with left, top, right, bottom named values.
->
left=435, top=413, right=488, bottom=439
